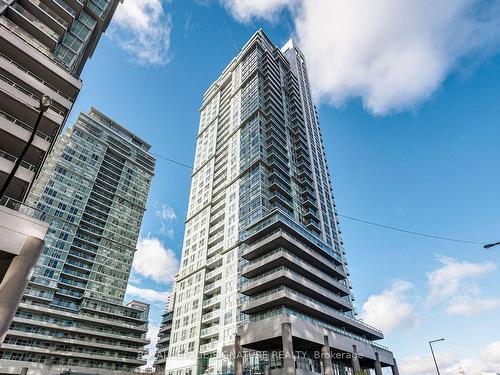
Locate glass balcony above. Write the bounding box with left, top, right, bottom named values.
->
left=242, top=210, right=344, bottom=263
left=241, top=247, right=348, bottom=294
left=202, top=295, right=221, bottom=309
left=204, top=280, right=222, bottom=294
left=201, top=309, right=220, bottom=323
left=200, top=324, right=220, bottom=338
left=24, top=0, right=69, bottom=28
left=205, top=268, right=222, bottom=281
left=0, top=108, right=52, bottom=141
left=52, top=0, right=77, bottom=16
left=199, top=340, right=218, bottom=353
left=0, top=196, right=46, bottom=222
left=9, top=2, right=60, bottom=42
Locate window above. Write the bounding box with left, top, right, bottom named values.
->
left=55, top=45, right=76, bottom=68
left=71, top=20, right=91, bottom=41
left=43, top=269, right=54, bottom=278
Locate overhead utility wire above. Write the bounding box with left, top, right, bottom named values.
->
left=21, top=118, right=483, bottom=247
left=152, top=152, right=484, bottom=246
left=150, top=152, right=192, bottom=169
left=338, top=214, right=483, bottom=245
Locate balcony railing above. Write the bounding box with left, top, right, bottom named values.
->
left=205, top=268, right=222, bottom=281
left=242, top=210, right=344, bottom=263
left=10, top=2, right=61, bottom=41
left=52, top=0, right=76, bottom=16
left=0, top=196, right=47, bottom=222
left=0, top=109, right=52, bottom=141
left=202, top=295, right=221, bottom=308
left=200, top=325, right=219, bottom=337
left=245, top=307, right=387, bottom=350
left=244, top=229, right=345, bottom=276
left=0, top=52, right=72, bottom=101
left=241, top=247, right=348, bottom=292
left=204, top=280, right=222, bottom=293
left=26, top=0, right=69, bottom=28
left=0, top=150, right=37, bottom=172
left=0, top=72, right=64, bottom=116
left=0, top=16, right=79, bottom=79
left=199, top=340, right=218, bottom=352
left=202, top=309, right=220, bottom=322
left=240, top=285, right=382, bottom=336
left=241, top=266, right=351, bottom=308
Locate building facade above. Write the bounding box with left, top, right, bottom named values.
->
left=0, top=0, right=121, bottom=202
left=0, top=0, right=121, bottom=344
left=164, top=30, right=399, bottom=375
left=154, top=294, right=175, bottom=373
left=0, top=108, right=156, bottom=374
left=0, top=195, right=50, bottom=345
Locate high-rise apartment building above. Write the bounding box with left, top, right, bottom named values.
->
left=0, top=108, right=156, bottom=374
left=164, top=30, right=399, bottom=375
left=154, top=294, right=175, bottom=373
left=0, top=0, right=121, bottom=201
left=0, top=0, right=121, bottom=343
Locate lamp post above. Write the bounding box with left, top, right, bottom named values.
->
left=429, top=338, right=445, bottom=375
left=484, top=242, right=500, bottom=249
left=0, top=95, right=52, bottom=200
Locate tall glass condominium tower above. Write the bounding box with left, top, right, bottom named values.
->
left=0, top=108, right=156, bottom=374
left=0, top=0, right=121, bottom=344
left=164, top=30, right=399, bottom=375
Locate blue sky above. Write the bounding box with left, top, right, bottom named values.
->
left=69, top=1, right=500, bottom=373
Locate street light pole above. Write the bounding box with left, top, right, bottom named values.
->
left=429, top=338, right=445, bottom=375
left=0, top=95, right=52, bottom=200
left=484, top=242, right=500, bottom=249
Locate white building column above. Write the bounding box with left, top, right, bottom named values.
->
left=391, top=357, right=400, bottom=375
left=0, top=237, right=44, bottom=344
left=234, top=335, right=243, bottom=375
left=321, top=336, right=333, bottom=375
left=351, top=345, right=361, bottom=374
left=374, top=353, right=383, bottom=375
left=282, top=323, right=295, bottom=375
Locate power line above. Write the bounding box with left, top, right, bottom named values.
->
left=149, top=152, right=485, bottom=246
left=11, top=120, right=485, bottom=247
left=338, top=214, right=484, bottom=245
left=150, top=152, right=192, bottom=170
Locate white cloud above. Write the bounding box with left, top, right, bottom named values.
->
left=110, top=0, right=171, bottom=65
left=401, top=341, right=500, bottom=375
left=133, top=237, right=179, bottom=283
left=446, top=295, right=500, bottom=316
left=128, top=273, right=142, bottom=285
left=155, top=203, right=177, bottom=238
left=401, top=352, right=457, bottom=375
left=157, top=203, right=177, bottom=221
left=435, top=343, right=500, bottom=375
left=361, top=280, right=419, bottom=333
left=126, top=284, right=170, bottom=304
left=160, top=225, right=175, bottom=239
left=222, top=0, right=500, bottom=115
left=426, top=255, right=496, bottom=306
left=481, top=341, right=500, bottom=365
left=220, top=0, right=294, bottom=23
